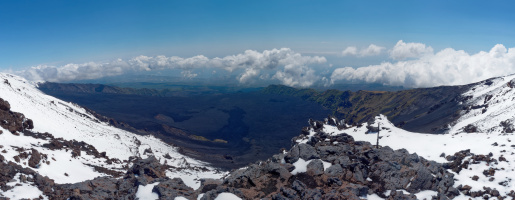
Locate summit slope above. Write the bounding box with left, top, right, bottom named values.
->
left=0, top=73, right=225, bottom=199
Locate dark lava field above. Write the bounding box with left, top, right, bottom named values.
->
left=40, top=84, right=330, bottom=169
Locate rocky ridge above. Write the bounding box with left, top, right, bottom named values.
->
left=196, top=119, right=458, bottom=200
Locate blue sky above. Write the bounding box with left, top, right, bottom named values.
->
left=2, top=1, right=515, bottom=87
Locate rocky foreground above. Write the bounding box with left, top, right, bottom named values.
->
left=196, top=120, right=459, bottom=200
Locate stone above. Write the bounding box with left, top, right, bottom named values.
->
left=28, top=149, right=42, bottom=168
left=0, top=98, right=10, bottom=111
left=152, top=178, right=195, bottom=199
left=306, top=159, right=324, bottom=175
left=325, top=164, right=344, bottom=176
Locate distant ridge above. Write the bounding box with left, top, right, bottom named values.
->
left=263, top=83, right=471, bottom=134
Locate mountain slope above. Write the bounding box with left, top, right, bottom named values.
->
left=263, top=83, right=472, bottom=134
left=334, top=113, right=515, bottom=199
left=449, top=75, right=515, bottom=134
left=263, top=74, right=515, bottom=135
left=0, top=73, right=225, bottom=199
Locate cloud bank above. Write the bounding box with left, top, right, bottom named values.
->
left=331, top=43, right=515, bottom=88
left=15, top=41, right=515, bottom=88
left=18, top=48, right=327, bottom=87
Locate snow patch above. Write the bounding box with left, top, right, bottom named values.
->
left=291, top=158, right=311, bottom=175
left=135, top=182, right=160, bottom=200
left=214, top=192, right=242, bottom=200
left=321, top=160, right=332, bottom=170
left=2, top=173, right=48, bottom=200
left=366, top=193, right=384, bottom=200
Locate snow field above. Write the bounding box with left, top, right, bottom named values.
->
left=0, top=73, right=225, bottom=189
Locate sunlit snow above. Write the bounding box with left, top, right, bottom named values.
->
left=0, top=73, right=225, bottom=186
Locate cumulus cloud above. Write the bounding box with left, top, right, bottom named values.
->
left=360, top=44, right=386, bottom=56
left=18, top=48, right=327, bottom=87
left=341, top=46, right=358, bottom=56
left=341, top=44, right=385, bottom=57
left=239, top=68, right=260, bottom=84
left=389, top=40, right=434, bottom=60
left=331, top=44, right=515, bottom=88
left=273, top=65, right=319, bottom=88
left=20, top=41, right=515, bottom=89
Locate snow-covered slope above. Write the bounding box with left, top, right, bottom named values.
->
left=290, top=74, right=515, bottom=199
left=305, top=114, right=514, bottom=199
left=450, top=74, right=515, bottom=134
left=0, top=73, right=225, bottom=199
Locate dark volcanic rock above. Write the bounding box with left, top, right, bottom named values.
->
left=0, top=152, right=200, bottom=200
left=152, top=178, right=195, bottom=199
left=200, top=120, right=458, bottom=200
left=284, top=143, right=319, bottom=163
left=0, top=98, right=34, bottom=133
left=306, top=159, right=324, bottom=175
left=387, top=190, right=417, bottom=200
left=0, top=98, right=10, bottom=111
left=127, top=156, right=168, bottom=184
left=45, top=157, right=195, bottom=199
left=464, top=124, right=478, bottom=133
left=28, top=149, right=42, bottom=168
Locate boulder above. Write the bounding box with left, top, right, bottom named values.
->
left=0, top=98, right=10, bottom=111
left=28, top=149, right=42, bottom=168
left=306, top=159, right=324, bottom=175
left=152, top=178, right=195, bottom=199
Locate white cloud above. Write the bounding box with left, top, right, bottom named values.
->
left=238, top=68, right=260, bottom=84
left=342, top=44, right=385, bottom=57
left=20, top=42, right=515, bottom=89
left=18, top=48, right=326, bottom=87
left=331, top=44, right=515, bottom=88
left=342, top=46, right=358, bottom=56
left=273, top=65, right=319, bottom=88
left=360, top=44, right=385, bottom=56
left=389, top=40, right=434, bottom=60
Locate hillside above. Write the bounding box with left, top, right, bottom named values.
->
left=262, top=83, right=472, bottom=133
left=0, top=73, right=225, bottom=199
